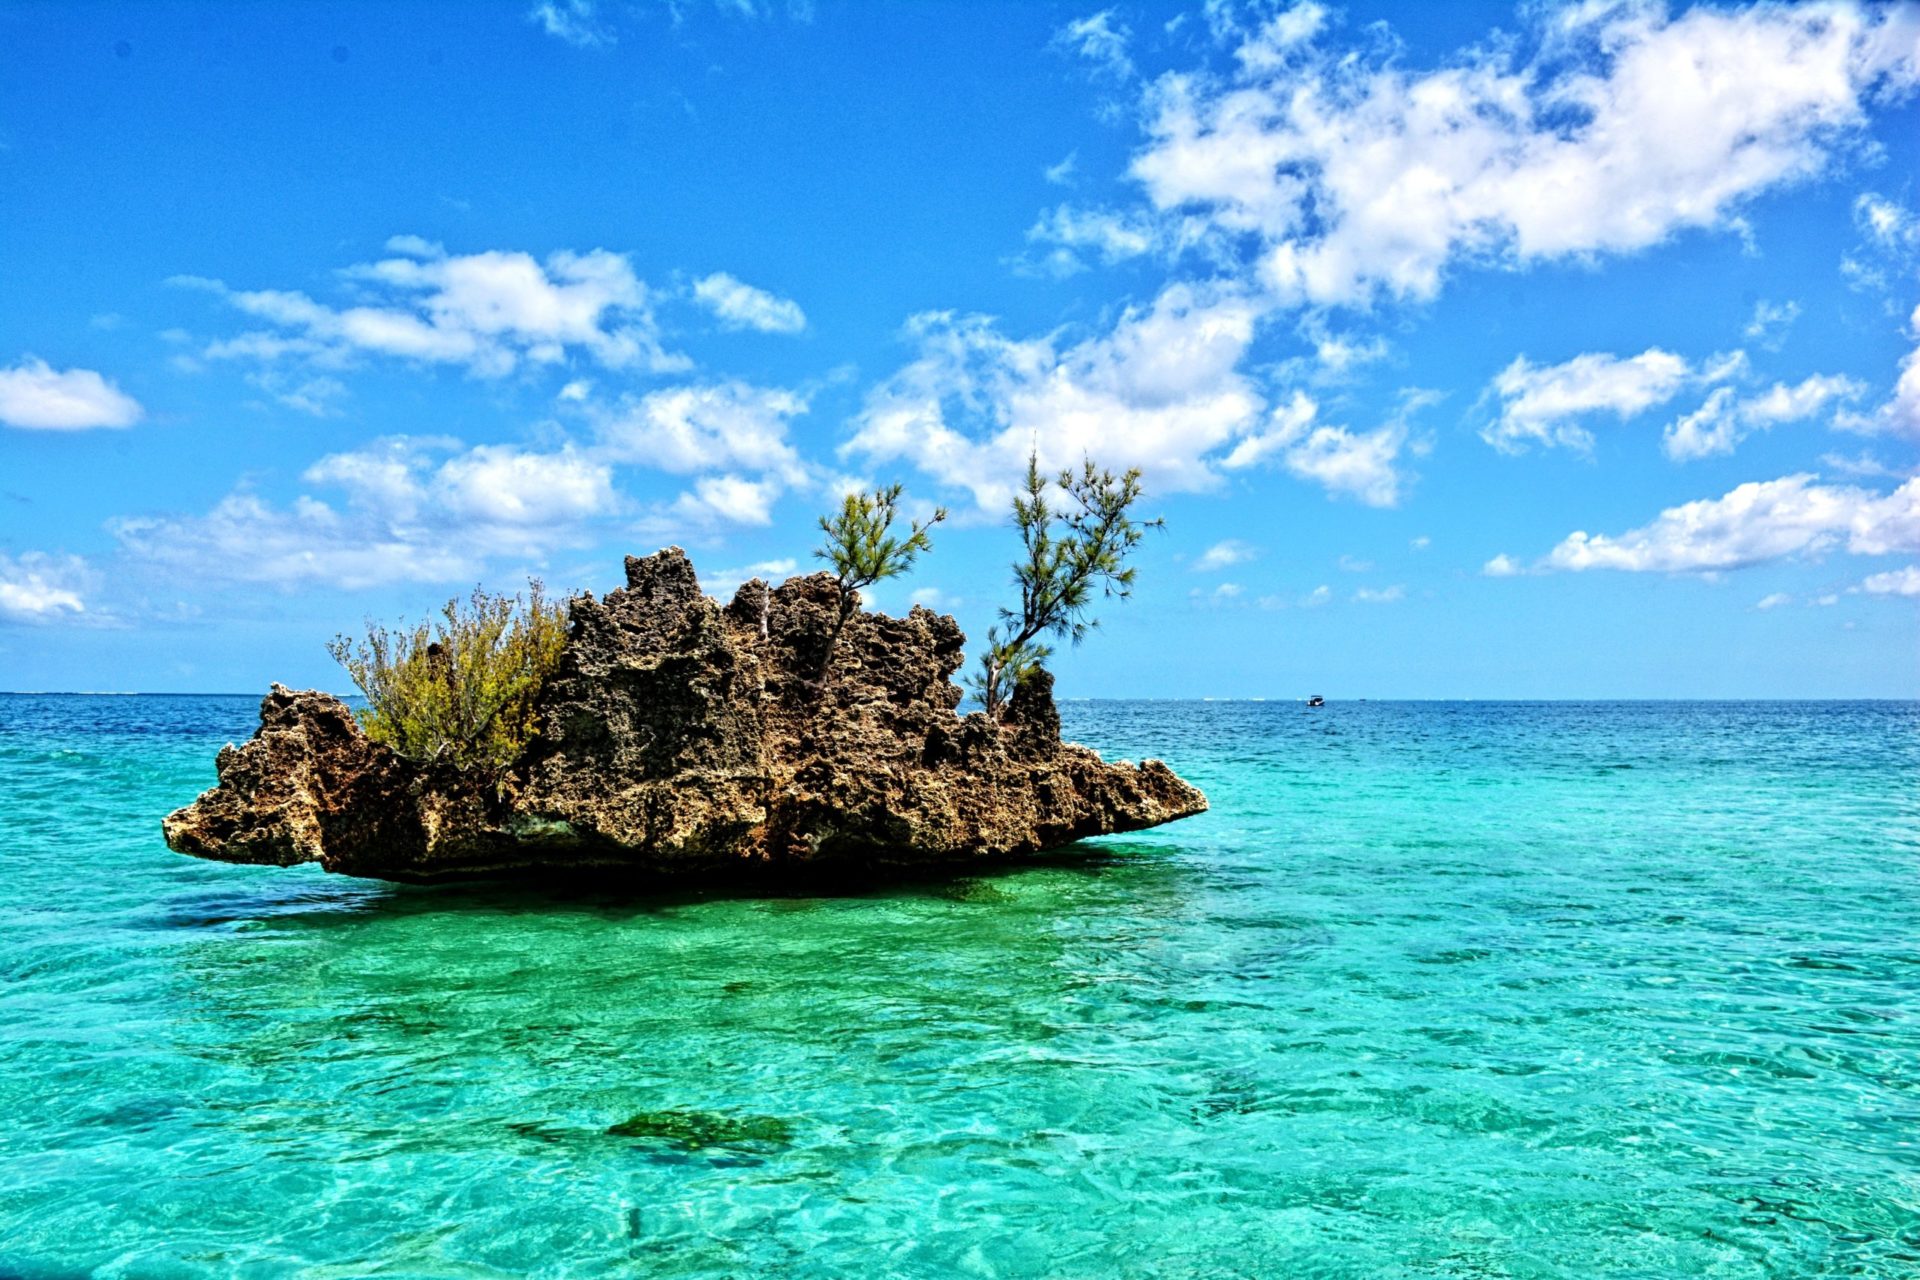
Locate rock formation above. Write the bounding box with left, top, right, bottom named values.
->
left=164, top=548, right=1207, bottom=884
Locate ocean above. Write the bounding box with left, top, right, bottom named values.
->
left=1, top=695, right=1915, bottom=1278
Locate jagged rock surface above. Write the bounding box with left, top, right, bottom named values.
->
left=164, top=548, right=1208, bottom=883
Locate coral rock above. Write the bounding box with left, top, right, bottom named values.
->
left=163, top=548, right=1207, bottom=884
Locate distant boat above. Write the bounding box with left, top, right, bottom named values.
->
left=1306, top=695, right=1325, bottom=707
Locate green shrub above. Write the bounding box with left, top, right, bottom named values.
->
left=326, top=580, right=570, bottom=769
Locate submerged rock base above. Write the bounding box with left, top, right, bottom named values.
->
left=164, top=548, right=1207, bottom=884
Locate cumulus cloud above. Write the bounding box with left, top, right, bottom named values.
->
left=848, top=283, right=1256, bottom=508
left=669, top=473, right=783, bottom=527
left=1836, top=301, right=1920, bottom=439
left=113, top=438, right=615, bottom=588
left=1858, top=564, right=1920, bottom=595
left=0, top=552, right=91, bottom=622
left=847, top=281, right=1419, bottom=511
left=1482, top=553, right=1523, bottom=577
left=587, top=381, right=814, bottom=525
left=1527, top=473, right=1920, bottom=574
left=0, top=358, right=142, bottom=430
left=1126, top=2, right=1920, bottom=309
left=1224, top=393, right=1409, bottom=507
left=1352, top=583, right=1405, bottom=603
left=176, top=238, right=688, bottom=379
left=1481, top=346, right=1861, bottom=458
left=1193, top=538, right=1256, bottom=571
left=1855, top=192, right=1920, bottom=252
left=1755, top=591, right=1794, bottom=610
left=1482, top=348, right=1700, bottom=453
left=591, top=381, right=810, bottom=477
left=690, top=272, right=807, bottom=334
left=1663, top=373, right=1865, bottom=460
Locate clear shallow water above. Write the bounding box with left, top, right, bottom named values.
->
left=1, top=695, right=1917, bottom=1280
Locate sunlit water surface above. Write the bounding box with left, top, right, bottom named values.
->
left=1, top=695, right=1916, bottom=1278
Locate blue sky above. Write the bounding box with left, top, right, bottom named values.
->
left=2, top=0, right=1917, bottom=697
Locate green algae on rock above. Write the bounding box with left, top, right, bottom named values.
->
left=162, top=547, right=1207, bottom=884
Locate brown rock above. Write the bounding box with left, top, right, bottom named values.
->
left=163, top=547, right=1207, bottom=884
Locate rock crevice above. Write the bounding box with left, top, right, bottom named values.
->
left=164, top=548, right=1207, bottom=883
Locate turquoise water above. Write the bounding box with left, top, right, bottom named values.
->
left=2, top=696, right=1917, bottom=1279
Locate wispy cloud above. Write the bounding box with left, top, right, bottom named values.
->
left=690, top=272, right=807, bottom=335
left=528, top=0, right=612, bottom=48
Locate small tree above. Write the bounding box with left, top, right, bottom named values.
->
left=968, top=453, right=1160, bottom=718
left=813, top=483, right=947, bottom=666
left=326, top=580, right=569, bottom=769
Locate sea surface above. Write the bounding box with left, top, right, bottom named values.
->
left=0, top=695, right=1916, bottom=1279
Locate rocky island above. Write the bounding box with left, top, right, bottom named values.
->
left=163, top=548, right=1207, bottom=884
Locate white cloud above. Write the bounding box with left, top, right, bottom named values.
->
left=1836, top=301, right=1920, bottom=439
left=435, top=445, right=615, bottom=526
left=1044, top=152, right=1079, bottom=186
left=705, top=557, right=801, bottom=599
left=1482, top=553, right=1522, bottom=577
left=1352, top=583, right=1404, bottom=603
left=1235, top=2, right=1328, bottom=73
left=0, top=358, right=142, bottom=430
left=909, top=585, right=960, bottom=611
left=114, top=438, right=616, bottom=588
left=849, top=282, right=1419, bottom=511
left=1026, top=205, right=1162, bottom=270
left=1858, top=564, right=1920, bottom=595
left=670, top=473, right=783, bottom=526
left=1483, top=348, right=1698, bottom=453
left=1820, top=448, right=1911, bottom=479
left=1303, top=328, right=1388, bottom=379
left=1255, top=417, right=1406, bottom=506
left=1855, top=192, right=1919, bottom=252
left=1743, top=299, right=1800, bottom=348
left=0, top=552, right=90, bottom=623
left=691, top=272, right=807, bottom=334
left=1537, top=474, right=1920, bottom=574
left=1410, top=535, right=1431, bottom=550
left=1126, top=2, right=1920, bottom=308
left=1302, top=583, right=1331, bottom=607
left=1219, top=388, right=1411, bottom=507
left=1193, top=538, right=1257, bottom=571
left=848, top=283, right=1261, bottom=509
left=177, top=240, right=687, bottom=379
left=1663, top=373, right=1864, bottom=460
left=1755, top=591, right=1793, bottom=610
left=588, top=380, right=814, bottom=529
left=529, top=0, right=612, bottom=47
left=591, top=381, right=810, bottom=478
left=1055, top=10, right=1134, bottom=79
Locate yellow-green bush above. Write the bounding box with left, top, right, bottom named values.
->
left=326, top=581, right=570, bottom=769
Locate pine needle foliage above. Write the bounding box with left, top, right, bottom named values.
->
left=813, top=483, right=947, bottom=668
left=325, top=580, right=570, bottom=769
left=968, top=453, right=1161, bottom=717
